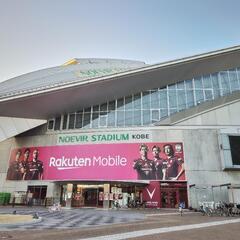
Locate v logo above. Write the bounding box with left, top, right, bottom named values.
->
left=146, top=188, right=156, bottom=199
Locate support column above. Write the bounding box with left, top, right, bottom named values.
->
left=103, top=184, right=110, bottom=209
left=66, top=183, right=73, bottom=208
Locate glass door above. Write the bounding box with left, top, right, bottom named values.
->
left=160, top=189, right=177, bottom=208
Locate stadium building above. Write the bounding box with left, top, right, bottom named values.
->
left=0, top=46, right=240, bottom=209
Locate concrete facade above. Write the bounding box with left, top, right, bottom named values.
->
left=1, top=48, right=240, bottom=209
left=1, top=118, right=240, bottom=207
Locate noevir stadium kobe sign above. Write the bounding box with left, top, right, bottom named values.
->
left=57, top=131, right=151, bottom=145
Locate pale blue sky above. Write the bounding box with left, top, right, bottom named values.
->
left=1, top=0, right=240, bottom=82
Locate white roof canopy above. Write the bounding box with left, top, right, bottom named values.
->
left=1, top=46, right=240, bottom=119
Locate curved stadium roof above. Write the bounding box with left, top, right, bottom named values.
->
left=0, top=58, right=146, bottom=99
left=1, top=46, right=240, bottom=119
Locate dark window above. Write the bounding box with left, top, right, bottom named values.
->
left=125, top=96, right=133, bottom=110
left=117, top=98, right=124, bottom=110
left=92, top=105, right=99, bottom=112
left=75, top=113, right=83, bottom=128
left=47, top=120, right=54, bottom=130
left=85, top=107, right=91, bottom=113
left=108, top=101, right=116, bottom=111
left=83, top=112, right=91, bottom=128
left=100, top=103, right=107, bottom=111
left=54, top=116, right=61, bottom=130
left=68, top=114, right=75, bottom=129
left=62, top=115, right=68, bottom=130
left=229, top=136, right=240, bottom=165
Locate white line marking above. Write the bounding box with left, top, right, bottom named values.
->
left=78, top=218, right=240, bottom=240
left=146, top=211, right=197, bottom=217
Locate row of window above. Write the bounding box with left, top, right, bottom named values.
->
left=48, top=68, right=240, bottom=131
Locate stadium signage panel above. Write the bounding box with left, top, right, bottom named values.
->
left=57, top=132, right=151, bottom=145
left=6, top=142, right=185, bottom=182
left=76, top=68, right=126, bottom=79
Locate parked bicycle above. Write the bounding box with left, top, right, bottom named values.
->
left=112, top=200, right=120, bottom=210
left=199, top=201, right=240, bottom=217
left=128, top=199, right=146, bottom=209
left=199, top=202, right=214, bottom=216
left=48, top=202, right=62, bottom=212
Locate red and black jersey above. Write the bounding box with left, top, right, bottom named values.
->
left=133, top=158, right=156, bottom=180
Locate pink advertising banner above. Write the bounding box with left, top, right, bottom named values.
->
left=6, top=142, right=185, bottom=181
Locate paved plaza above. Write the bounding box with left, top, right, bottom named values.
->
left=0, top=206, right=144, bottom=230
left=0, top=207, right=239, bottom=240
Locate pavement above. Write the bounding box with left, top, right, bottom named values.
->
left=0, top=206, right=144, bottom=230
left=0, top=206, right=239, bottom=240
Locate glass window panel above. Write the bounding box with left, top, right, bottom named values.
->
left=211, top=73, right=220, bottom=98
left=82, top=112, right=90, bottom=128
left=54, top=116, right=61, bottom=130
left=229, top=69, right=239, bottom=91
left=185, top=80, right=193, bottom=89
left=194, top=77, right=203, bottom=89
left=202, top=75, right=212, bottom=89
left=160, top=109, right=168, bottom=119
left=170, top=108, right=177, bottom=115
left=151, top=110, right=159, bottom=122
left=150, top=91, right=160, bottom=109
left=125, top=96, right=133, bottom=110
left=47, top=120, right=54, bottom=130
left=177, top=82, right=185, bottom=90
left=62, top=114, right=68, bottom=130
left=100, top=111, right=107, bottom=116
left=237, top=68, right=240, bottom=83
left=168, top=84, right=176, bottom=90
left=186, top=90, right=195, bottom=107
left=133, top=110, right=141, bottom=125
left=195, top=90, right=204, bottom=104
left=117, top=98, right=124, bottom=110
left=143, top=110, right=150, bottom=125
left=85, top=107, right=91, bottom=113
left=107, top=112, right=115, bottom=126
left=133, top=93, right=141, bottom=109
left=100, top=103, right=107, bottom=111
left=75, top=113, right=83, bottom=128
left=220, top=71, right=230, bottom=95
left=159, top=89, right=167, bottom=108
left=92, top=112, right=99, bottom=121
left=108, top=100, right=116, bottom=111
left=168, top=86, right=177, bottom=108
left=92, top=105, right=99, bottom=112
left=68, top=113, right=75, bottom=129
left=91, top=113, right=99, bottom=128
left=117, top=111, right=124, bottom=126
left=142, top=91, right=150, bottom=109
left=177, top=90, right=186, bottom=111
left=204, top=90, right=213, bottom=100
left=125, top=111, right=133, bottom=126
left=99, top=115, right=107, bottom=127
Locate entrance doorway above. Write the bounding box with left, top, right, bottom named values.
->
left=83, top=188, right=98, bottom=206
left=60, top=184, right=104, bottom=207
left=60, top=182, right=147, bottom=208
left=27, top=185, right=47, bottom=206
left=161, top=189, right=177, bottom=208
left=160, top=183, right=188, bottom=208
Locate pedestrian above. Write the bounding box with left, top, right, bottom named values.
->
left=179, top=202, right=185, bottom=216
